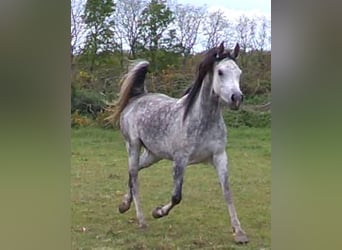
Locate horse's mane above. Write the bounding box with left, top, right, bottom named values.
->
left=182, top=42, right=236, bottom=121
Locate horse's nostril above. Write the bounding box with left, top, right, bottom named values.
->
left=231, top=93, right=243, bottom=103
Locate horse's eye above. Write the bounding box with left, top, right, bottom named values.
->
left=218, top=69, right=223, bottom=76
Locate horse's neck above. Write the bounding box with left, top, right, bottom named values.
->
left=196, top=74, right=221, bottom=120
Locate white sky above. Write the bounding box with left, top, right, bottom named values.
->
left=75, top=0, right=271, bottom=19
left=176, top=0, right=271, bottom=19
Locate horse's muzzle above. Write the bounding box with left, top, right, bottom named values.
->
left=230, top=92, right=244, bottom=110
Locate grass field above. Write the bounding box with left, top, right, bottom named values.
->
left=71, top=127, right=270, bottom=250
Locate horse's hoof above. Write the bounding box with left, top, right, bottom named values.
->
left=234, top=231, right=249, bottom=244
left=118, top=202, right=130, bottom=213
left=152, top=206, right=164, bottom=218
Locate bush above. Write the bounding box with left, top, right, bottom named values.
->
left=71, top=110, right=93, bottom=128
left=223, top=109, right=271, bottom=128
left=71, top=86, right=107, bottom=117
left=94, top=109, right=116, bottom=129
left=243, top=93, right=271, bottom=105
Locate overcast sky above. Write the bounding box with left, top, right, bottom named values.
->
left=175, top=0, right=270, bottom=19
left=76, top=0, right=271, bottom=19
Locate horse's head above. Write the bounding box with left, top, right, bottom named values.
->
left=212, top=42, right=243, bottom=110
left=183, top=42, right=243, bottom=120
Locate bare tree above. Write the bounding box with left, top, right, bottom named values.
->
left=202, top=10, right=233, bottom=50
left=173, top=4, right=206, bottom=56
left=253, top=16, right=271, bottom=51
left=234, top=15, right=257, bottom=52
left=71, top=0, right=87, bottom=81
left=114, top=0, right=147, bottom=58
left=71, top=0, right=86, bottom=60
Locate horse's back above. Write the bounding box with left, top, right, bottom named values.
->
left=122, top=93, right=179, bottom=119
left=120, top=93, right=182, bottom=141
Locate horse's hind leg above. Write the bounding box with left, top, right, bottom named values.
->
left=212, top=152, right=248, bottom=244
left=119, top=148, right=160, bottom=221
left=152, top=158, right=186, bottom=218
left=119, top=141, right=148, bottom=228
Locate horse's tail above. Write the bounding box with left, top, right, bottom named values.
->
left=106, top=60, right=149, bottom=126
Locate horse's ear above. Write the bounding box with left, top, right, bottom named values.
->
left=232, top=43, right=240, bottom=59
left=217, top=42, right=225, bottom=56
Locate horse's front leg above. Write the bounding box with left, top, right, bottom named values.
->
left=213, top=151, right=248, bottom=244
left=152, top=158, right=186, bottom=218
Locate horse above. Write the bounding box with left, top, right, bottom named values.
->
left=107, top=42, right=248, bottom=243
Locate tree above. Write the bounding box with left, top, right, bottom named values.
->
left=234, top=15, right=257, bottom=52
left=82, top=0, right=115, bottom=72
left=71, top=0, right=87, bottom=82
left=138, top=0, right=174, bottom=70
left=202, top=10, right=234, bottom=50
left=253, top=16, right=271, bottom=51
left=114, top=0, right=147, bottom=59
left=173, top=4, right=205, bottom=56
left=71, top=0, right=86, bottom=58
left=138, top=0, right=174, bottom=51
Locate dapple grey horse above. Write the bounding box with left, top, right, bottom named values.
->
left=107, top=42, right=248, bottom=243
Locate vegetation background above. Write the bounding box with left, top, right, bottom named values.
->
left=71, top=0, right=271, bottom=129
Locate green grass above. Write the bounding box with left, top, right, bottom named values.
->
left=71, top=127, right=270, bottom=250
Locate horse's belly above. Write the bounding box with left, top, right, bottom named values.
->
left=140, top=139, right=174, bottom=160
left=188, top=151, right=212, bottom=165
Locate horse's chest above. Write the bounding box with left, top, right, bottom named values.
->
left=188, top=129, right=226, bottom=161
left=195, top=125, right=226, bottom=147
